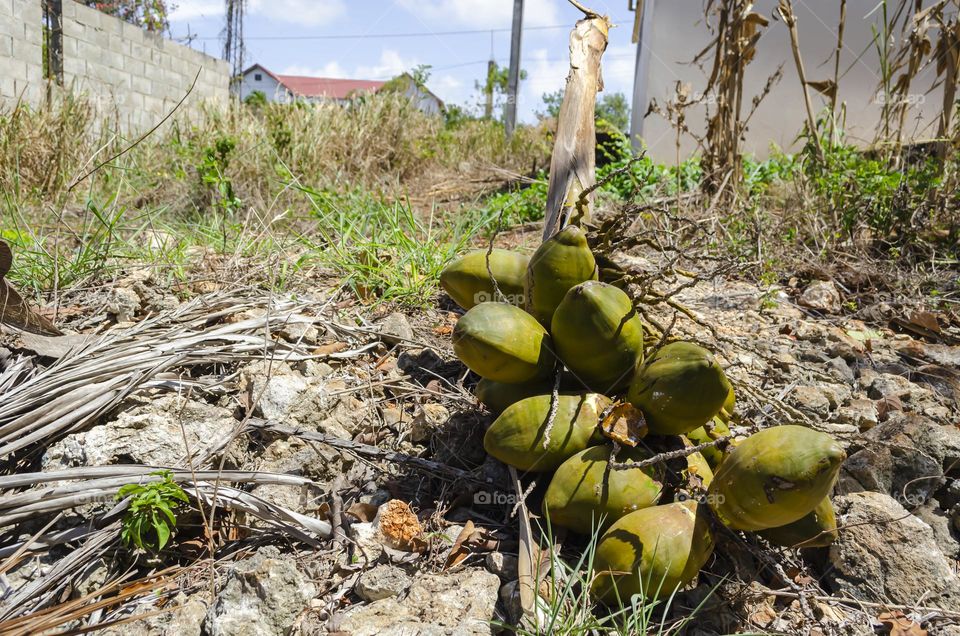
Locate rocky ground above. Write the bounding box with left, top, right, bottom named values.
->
left=0, top=225, right=959, bottom=635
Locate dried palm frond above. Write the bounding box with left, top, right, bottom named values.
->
left=0, top=465, right=333, bottom=621
left=0, top=293, right=318, bottom=463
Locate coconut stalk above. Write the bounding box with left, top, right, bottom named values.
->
left=541, top=3, right=610, bottom=240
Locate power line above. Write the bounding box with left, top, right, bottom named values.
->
left=187, top=23, right=584, bottom=41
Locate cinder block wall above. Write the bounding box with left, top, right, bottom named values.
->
left=0, top=0, right=228, bottom=132
left=0, top=0, right=45, bottom=105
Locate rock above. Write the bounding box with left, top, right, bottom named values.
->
left=356, top=565, right=411, bottom=602
left=241, top=361, right=367, bottom=438
left=835, top=399, right=878, bottom=432
left=799, top=280, right=841, bottom=314
left=41, top=395, right=239, bottom=469
left=915, top=343, right=960, bottom=369
left=334, top=568, right=500, bottom=636
left=915, top=500, right=960, bottom=560
left=410, top=403, right=449, bottom=443
left=788, top=386, right=831, bottom=418
left=380, top=312, right=415, bottom=345
left=279, top=321, right=319, bottom=346
left=106, top=287, right=142, bottom=322
left=485, top=552, right=518, bottom=580
left=827, top=356, right=855, bottom=383
left=352, top=522, right=384, bottom=564
left=242, top=361, right=310, bottom=420
left=98, top=593, right=208, bottom=636
left=206, top=546, right=316, bottom=636
left=865, top=372, right=916, bottom=401
left=828, top=492, right=960, bottom=611
left=499, top=580, right=523, bottom=626
left=840, top=414, right=953, bottom=504
left=248, top=438, right=332, bottom=517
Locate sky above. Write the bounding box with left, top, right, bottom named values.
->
left=167, top=0, right=639, bottom=122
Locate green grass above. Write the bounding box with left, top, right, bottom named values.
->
left=495, top=514, right=716, bottom=635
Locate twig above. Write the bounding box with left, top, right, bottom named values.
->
left=67, top=68, right=201, bottom=191
left=540, top=370, right=564, bottom=449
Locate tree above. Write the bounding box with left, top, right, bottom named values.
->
left=79, top=1, right=171, bottom=32
left=538, top=90, right=631, bottom=133
left=476, top=62, right=527, bottom=121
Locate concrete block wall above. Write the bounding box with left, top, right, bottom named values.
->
left=0, top=0, right=45, bottom=105
left=0, top=0, right=228, bottom=132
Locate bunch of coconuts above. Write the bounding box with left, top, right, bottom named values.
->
left=440, top=226, right=845, bottom=603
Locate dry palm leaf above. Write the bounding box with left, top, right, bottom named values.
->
left=0, top=241, right=61, bottom=336
left=0, top=294, right=317, bottom=461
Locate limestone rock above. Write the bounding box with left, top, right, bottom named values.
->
left=41, top=395, right=238, bottom=469
left=840, top=414, right=957, bottom=504
left=410, top=403, right=449, bottom=443
left=799, top=280, right=840, bottom=314
left=356, top=564, right=411, bottom=602
left=788, top=386, right=831, bottom=418
left=828, top=492, right=960, bottom=611
left=485, top=551, right=518, bottom=580
left=206, top=546, right=316, bottom=636
left=380, top=312, right=415, bottom=345
left=334, top=568, right=499, bottom=636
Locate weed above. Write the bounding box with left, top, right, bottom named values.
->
left=298, top=187, right=493, bottom=306
left=117, top=470, right=189, bottom=552
left=496, top=513, right=714, bottom=635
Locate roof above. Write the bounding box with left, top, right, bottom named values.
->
left=242, top=64, right=384, bottom=99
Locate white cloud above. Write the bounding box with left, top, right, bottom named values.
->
left=169, top=0, right=222, bottom=21
left=397, top=0, right=559, bottom=29
left=356, top=49, right=420, bottom=80
left=171, top=0, right=345, bottom=27
left=281, top=62, right=348, bottom=78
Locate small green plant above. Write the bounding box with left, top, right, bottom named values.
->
left=198, top=135, right=242, bottom=217
left=117, top=470, right=189, bottom=552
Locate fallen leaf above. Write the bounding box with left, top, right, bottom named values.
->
left=17, top=333, right=90, bottom=358
left=313, top=342, right=349, bottom=356
left=599, top=402, right=647, bottom=447
left=346, top=502, right=378, bottom=523
left=878, top=610, right=927, bottom=636
left=443, top=520, right=477, bottom=570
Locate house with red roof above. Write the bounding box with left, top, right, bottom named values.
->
left=239, top=64, right=443, bottom=115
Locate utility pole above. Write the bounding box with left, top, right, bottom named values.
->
left=505, top=0, right=524, bottom=136
left=42, top=0, right=63, bottom=87
left=629, top=0, right=655, bottom=151
left=484, top=59, right=495, bottom=119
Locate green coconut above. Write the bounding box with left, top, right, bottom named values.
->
left=626, top=341, right=731, bottom=436
left=551, top=281, right=644, bottom=393
left=453, top=302, right=554, bottom=383
left=524, top=225, right=597, bottom=326
left=685, top=418, right=731, bottom=469
left=483, top=393, right=609, bottom=472
left=591, top=501, right=715, bottom=602
left=440, top=248, right=529, bottom=310
left=708, top=425, right=846, bottom=531
left=543, top=445, right=663, bottom=534
left=758, top=497, right=838, bottom=548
